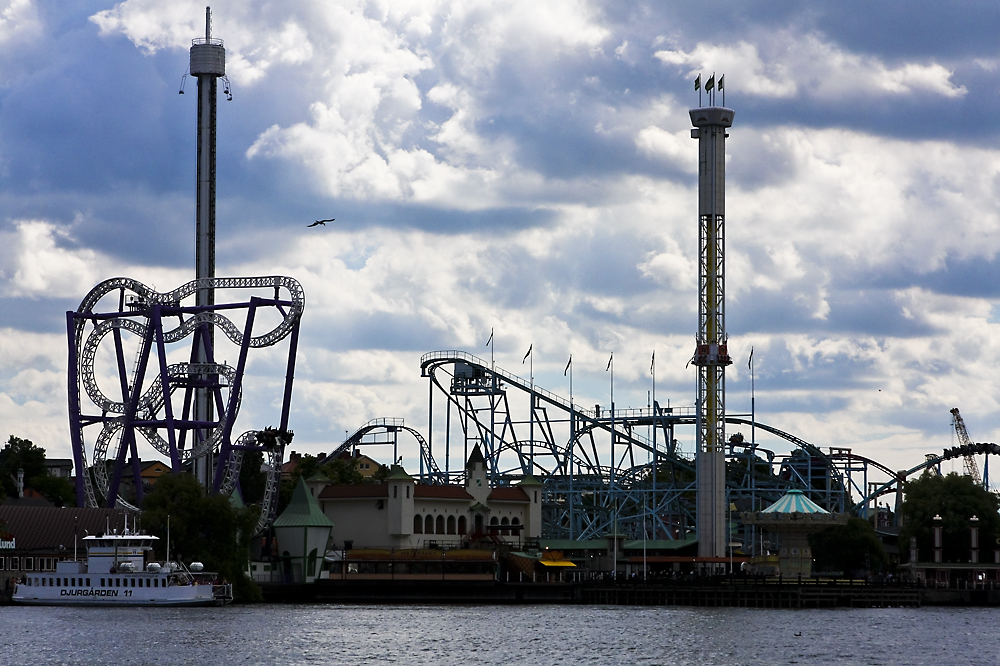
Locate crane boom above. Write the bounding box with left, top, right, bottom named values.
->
left=950, top=407, right=983, bottom=486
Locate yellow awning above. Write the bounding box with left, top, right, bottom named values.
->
left=539, top=560, right=577, bottom=567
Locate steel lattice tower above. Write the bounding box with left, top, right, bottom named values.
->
left=690, top=103, right=734, bottom=563
left=190, top=7, right=225, bottom=485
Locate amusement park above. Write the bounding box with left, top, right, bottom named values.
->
left=4, top=9, right=1000, bottom=607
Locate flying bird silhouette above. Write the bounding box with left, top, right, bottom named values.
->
left=308, top=218, right=335, bottom=227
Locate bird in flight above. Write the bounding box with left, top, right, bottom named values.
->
left=308, top=218, right=334, bottom=227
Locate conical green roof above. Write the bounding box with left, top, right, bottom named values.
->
left=273, top=477, right=334, bottom=528
left=761, top=489, right=828, bottom=514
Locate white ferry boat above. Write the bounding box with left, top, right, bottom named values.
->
left=12, top=528, right=232, bottom=606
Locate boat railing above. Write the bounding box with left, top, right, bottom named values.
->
left=212, top=583, right=233, bottom=605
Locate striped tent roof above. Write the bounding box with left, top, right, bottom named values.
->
left=761, top=489, right=828, bottom=514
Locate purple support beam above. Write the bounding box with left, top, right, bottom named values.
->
left=67, top=312, right=87, bottom=508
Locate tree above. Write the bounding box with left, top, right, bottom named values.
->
left=276, top=454, right=367, bottom=514
left=809, top=517, right=888, bottom=576
left=141, top=472, right=262, bottom=602
left=0, top=435, right=75, bottom=506
left=899, top=471, right=1000, bottom=564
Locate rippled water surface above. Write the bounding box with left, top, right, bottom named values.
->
left=0, top=604, right=994, bottom=665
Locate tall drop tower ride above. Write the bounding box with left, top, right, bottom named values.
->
left=690, top=94, right=734, bottom=564
left=190, top=7, right=225, bottom=485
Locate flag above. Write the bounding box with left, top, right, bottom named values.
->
left=694, top=74, right=701, bottom=90
left=650, top=350, right=655, bottom=374
left=486, top=328, right=493, bottom=347
left=523, top=344, right=532, bottom=363
left=564, top=354, right=572, bottom=376
left=748, top=346, right=754, bottom=370
left=606, top=353, right=613, bottom=371
left=706, top=74, right=715, bottom=91
left=718, top=74, right=724, bottom=90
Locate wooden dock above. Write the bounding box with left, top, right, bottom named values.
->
left=581, top=578, right=921, bottom=608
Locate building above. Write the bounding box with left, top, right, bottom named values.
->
left=316, top=445, right=540, bottom=551
left=0, top=506, right=129, bottom=593
left=742, top=489, right=848, bottom=577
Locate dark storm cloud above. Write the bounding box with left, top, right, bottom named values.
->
left=0, top=295, right=81, bottom=333
left=732, top=285, right=939, bottom=338
left=303, top=310, right=454, bottom=353
left=857, top=254, right=1000, bottom=299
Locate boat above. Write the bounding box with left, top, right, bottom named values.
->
left=12, top=526, right=232, bottom=606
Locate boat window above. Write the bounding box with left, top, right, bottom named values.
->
left=86, top=578, right=90, bottom=587
left=100, top=578, right=105, bottom=587
left=131, top=578, right=136, bottom=587
left=56, top=577, right=61, bottom=586
left=24, top=557, right=33, bottom=571
left=0, top=557, right=5, bottom=570
left=154, top=579, right=158, bottom=587
left=146, top=579, right=151, bottom=587
left=72, top=577, right=76, bottom=587
left=116, top=578, right=120, bottom=587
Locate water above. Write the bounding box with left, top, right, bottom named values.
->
left=0, top=604, right=994, bottom=665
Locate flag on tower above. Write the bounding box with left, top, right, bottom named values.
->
left=564, top=354, right=572, bottom=376
left=606, top=353, right=613, bottom=371
left=523, top=344, right=532, bottom=363
left=718, top=74, right=724, bottom=90
left=650, top=350, right=655, bottom=374
left=748, top=346, right=754, bottom=370
left=695, top=74, right=701, bottom=90
left=706, top=74, right=715, bottom=91
left=486, top=328, right=493, bottom=347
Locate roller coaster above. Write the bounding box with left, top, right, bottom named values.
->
left=67, top=275, right=304, bottom=532
left=327, top=350, right=998, bottom=546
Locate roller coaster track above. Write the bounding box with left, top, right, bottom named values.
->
left=69, top=275, right=304, bottom=528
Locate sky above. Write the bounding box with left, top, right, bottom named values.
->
left=2, top=0, right=1000, bottom=488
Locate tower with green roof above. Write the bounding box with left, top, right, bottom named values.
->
left=273, top=477, right=334, bottom=583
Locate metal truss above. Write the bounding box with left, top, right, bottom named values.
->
left=417, top=350, right=859, bottom=543
left=67, top=275, right=303, bottom=527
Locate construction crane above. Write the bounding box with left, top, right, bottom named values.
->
left=950, top=408, right=982, bottom=487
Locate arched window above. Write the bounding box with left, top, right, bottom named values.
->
left=490, top=516, right=499, bottom=527
left=512, top=517, right=521, bottom=526
left=458, top=516, right=468, bottom=534
left=500, top=516, right=510, bottom=536
left=436, top=515, right=445, bottom=534
left=447, top=515, right=456, bottom=534
left=425, top=515, right=434, bottom=534
left=413, top=515, right=423, bottom=533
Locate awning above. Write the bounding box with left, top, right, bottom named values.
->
left=539, top=560, right=577, bottom=567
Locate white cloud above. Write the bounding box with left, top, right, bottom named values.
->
left=655, top=32, right=966, bottom=100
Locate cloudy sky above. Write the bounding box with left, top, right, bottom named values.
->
left=2, top=0, right=1000, bottom=487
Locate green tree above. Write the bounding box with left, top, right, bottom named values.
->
left=238, top=451, right=267, bottom=505
left=899, top=471, right=1000, bottom=563
left=0, top=435, right=75, bottom=506
left=809, top=517, right=888, bottom=575
left=276, top=454, right=369, bottom=513
left=141, top=473, right=262, bottom=602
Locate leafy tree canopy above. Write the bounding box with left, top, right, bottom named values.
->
left=0, top=435, right=75, bottom=506
left=141, top=472, right=261, bottom=602
left=899, top=471, right=1000, bottom=564
left=809, top=517, right=888, bottom=575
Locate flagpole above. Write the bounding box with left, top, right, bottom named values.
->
left=488, top=328, right=495, bottom=487
left=566, top=353, right=574, bottom=540
left=749, top=346, right=756, bottom=558
left=651, top=350, right=657, bottom=541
